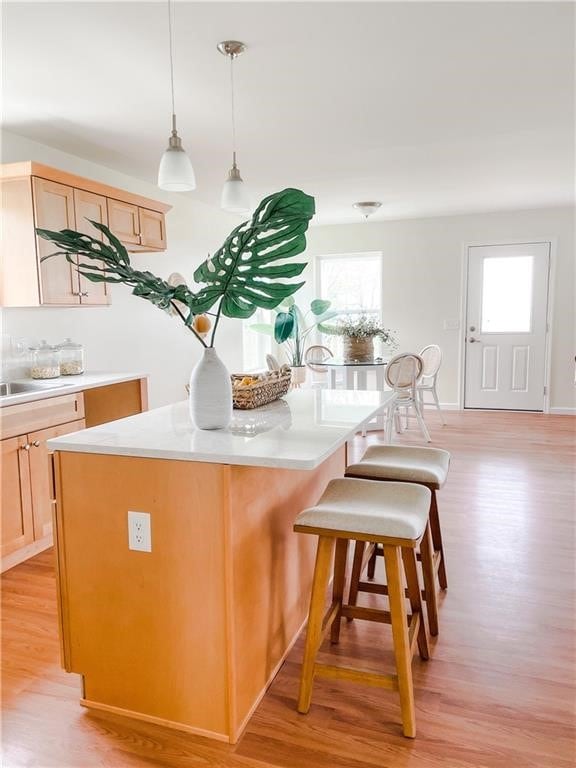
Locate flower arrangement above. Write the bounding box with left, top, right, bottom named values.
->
left=320, top=314, right=397, bottom=346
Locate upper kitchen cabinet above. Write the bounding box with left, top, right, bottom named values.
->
left=0, top=162, right=172, bottom=308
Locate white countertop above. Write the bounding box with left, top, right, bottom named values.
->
left=47, top=389, right=394, bottom=470
left=0, top=372, right=147, bottom=408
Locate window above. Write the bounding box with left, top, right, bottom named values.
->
left=242, top=309, right=272, bottom=371
left=481, top=256, right=534, bottom=333
left=315, top=252, right=383, bottom=356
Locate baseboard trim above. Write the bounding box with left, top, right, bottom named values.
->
left=80, top=699, right=229, bottom=743
left=549, top=407, right=576, bottom=415
left=1, top=534, right=53, bottom=573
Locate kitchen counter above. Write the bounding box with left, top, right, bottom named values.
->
left=0, top=371, right=149, bottom=408
left=48, top=389, right=393, bottom=469
left=50, top=388, right=393, bottom=744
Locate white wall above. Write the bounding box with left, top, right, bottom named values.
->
left=1, top=130, right=244, bottom=408
left=305, top=207, right=575, bottom=411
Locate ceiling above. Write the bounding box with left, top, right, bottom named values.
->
left=3, top=1, right=574, bottom=224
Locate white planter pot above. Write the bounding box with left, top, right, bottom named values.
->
left=291, top=365, right=307, bottom=386
left=189, top=348, right=232, bottom=430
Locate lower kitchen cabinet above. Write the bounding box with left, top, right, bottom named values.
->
left=1, top=435, right=34, bottom=558
left=28, top=419, right=86, bottom=541
left=1, top=377, right=148, bottom=572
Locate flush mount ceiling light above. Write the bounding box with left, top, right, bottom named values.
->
left=218, top=40, right=251, bottom=214
left=353, top=201, right=382, bottom=220
left=158, top=0, right=196, bottom=192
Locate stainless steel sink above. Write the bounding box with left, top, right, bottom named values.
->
left=0, top=381, right=68, bottom=396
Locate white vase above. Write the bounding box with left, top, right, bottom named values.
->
left=189, top=348, right=232, bottom=430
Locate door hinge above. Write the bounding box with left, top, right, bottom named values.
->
left=543, top=386, right=547, bottom=395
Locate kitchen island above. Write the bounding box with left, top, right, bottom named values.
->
left=48, top=388, right=393, bottom=743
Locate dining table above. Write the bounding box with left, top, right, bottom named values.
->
left=323, top=358, right=388, bottom=390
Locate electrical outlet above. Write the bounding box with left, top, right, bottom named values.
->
left=128, top=511, right=152, bottom=552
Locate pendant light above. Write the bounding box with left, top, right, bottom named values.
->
left=353, top=201, right=382, bottom=220
left=158, top=0, right=196, bottom=191
left=218, top=40, right=251, bottom=213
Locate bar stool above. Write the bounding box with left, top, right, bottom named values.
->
left=345, top=445, right=450, bottom=636
left=294, top=477, right=432, bottom=738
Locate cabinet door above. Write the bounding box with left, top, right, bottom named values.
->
left=139, top=208, right=166, bottom=250
left=1, top=436, right=34, bottom=557
left=33, top=178, right=80, bottom=305
left=107, top=199, right=140, bottom=245
left=28, top=419, right=86, bottom=541
left=73, top=189, right=110, bottom=305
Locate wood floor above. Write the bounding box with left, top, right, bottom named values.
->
left=2, top=410, right=575, bottom=768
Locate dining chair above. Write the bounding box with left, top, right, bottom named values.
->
left=266, top=353, right=281, bottom=371
left=417, top=345, right=445, bottom=425
left=304, top=345, right=334, bottom=389
left=384, top=353, right=431, bottom=443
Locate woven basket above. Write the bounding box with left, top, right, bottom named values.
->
left=343, top=336, right=374, bottom=363
left=231, top=366, right=292, bottom=410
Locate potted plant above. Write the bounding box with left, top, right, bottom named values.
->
left=320, top=314, right=398, bottom=363
left=36, top=188, right=315, bottom=430
left=251, top=296, right=338, bottom=385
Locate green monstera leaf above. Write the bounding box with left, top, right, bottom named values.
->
left=192, top=188, right=315, bottom=319
left=36, top=188, right=315, bottom=347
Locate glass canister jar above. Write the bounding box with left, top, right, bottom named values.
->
left=30, top=341, right=61, bottom=379
left=58, top=338, right=85, bottom=375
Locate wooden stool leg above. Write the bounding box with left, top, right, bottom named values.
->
left=401, top=547, right=429, bottom=661
left=430, top=490, right=448, bottom=590
left=367, top=546, right=378, bottom=579
left=330, top=539, right=349, bottom=644
left=420, top=522, right=439, bottom=637
left=346, top=540, right=365, bottom=621
left=383, top=544, right=416, bottom=738
left=298, top=536, right=335, bottom=714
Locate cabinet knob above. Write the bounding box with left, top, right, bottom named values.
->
left=20, top=443, right=31, bottom=451
left=32, top=440, right=40, bottom=447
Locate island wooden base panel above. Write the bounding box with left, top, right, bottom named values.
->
left=2, top=410, right=575, bottom=767
left=53, top=447, right=345, bottom=743
left=79, top=699, right=230, bottom=743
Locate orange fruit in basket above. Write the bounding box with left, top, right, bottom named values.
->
left=192, top=314, right=212, bottom=335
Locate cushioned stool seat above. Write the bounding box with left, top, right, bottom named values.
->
left=345, top=444, right=451, bottom=637
left=294, top=477, right=434, bottom=738
left=295, top=478, right=430, bottom=541
left=345, top=445, right=450, bottom=488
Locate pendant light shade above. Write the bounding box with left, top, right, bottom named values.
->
left=158, top=0, right=196, bottom=192
left=158, top=115, right=196, bottom=191
left=218, top=40, right=250, bottom=213
left=221, top=153, right=251, bottom=212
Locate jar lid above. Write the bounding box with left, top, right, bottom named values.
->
left=29, top=339, right=58, bottom=352
left=58, top=337, right=83, bottom=349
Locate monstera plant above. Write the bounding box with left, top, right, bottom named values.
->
left=37, top=188, right=315, bottom=346
left=37, top=188, right=315, bottom=430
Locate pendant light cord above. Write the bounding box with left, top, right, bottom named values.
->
left=167, top=0, right=176, bottom=123
left=230, top=54, right=237, bottom=165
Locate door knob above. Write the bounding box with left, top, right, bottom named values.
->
left=469, top=337, right=478, bottom=343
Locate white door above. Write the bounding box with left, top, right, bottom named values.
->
left=464, top=242, right=550, bottom=411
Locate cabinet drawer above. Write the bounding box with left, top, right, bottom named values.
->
left=1, top=393, right=85, bottom=440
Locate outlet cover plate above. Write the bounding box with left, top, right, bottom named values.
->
left=128, top=511, right=152, bottom=552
